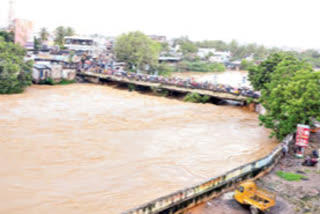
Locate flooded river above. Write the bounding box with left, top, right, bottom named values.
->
left=0, top=84, right=276, bottom=214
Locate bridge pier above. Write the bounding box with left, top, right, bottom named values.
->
left=248, top=102, right=256, bottom=112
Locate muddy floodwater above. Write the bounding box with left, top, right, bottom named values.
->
left=0, top=84, right=277, bottom=214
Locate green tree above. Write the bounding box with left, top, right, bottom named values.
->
left=0, top=41, right=33, bottom=94
left=196, top=40, right=228, bottom=51
left=180, top=41, right=198, bottom=56
left=178, top=61, right=225, bottom=72
left=175, top=36, right=198, bottom=59
left=259, top=69, right=320, bottom=140
left=114, top=31, right=161, bottom=71
left=240, top=59, right=255, bottom=71
left=54, top=26, right=75, bottom=48
left=0, top=30, right=14, bottom=43
left=65, top=27, right=75, bottom=37
left=228, top=40, right=239, bottom=53
left=54, top=26, right=66, bottom=47
left=33, top=37, right=41, bottom=51
left=160, top=42, right=170, bottom=52
left=248, top=53, right=298, bottom=91
left=39, top=28, right=49, bottom=43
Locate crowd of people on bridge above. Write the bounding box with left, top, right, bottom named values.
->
left=77, top=60, right=260, bottom=98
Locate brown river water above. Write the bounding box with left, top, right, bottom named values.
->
left=0, top=83, right=277, bottom=214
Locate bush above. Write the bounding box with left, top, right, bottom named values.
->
left=184, top=93, right=210, bottom=103
left=151, top=87, right=169, bottom=97
left=59, top=79, right=76, bottom=85
left=247, top=97, right=254, bottom=104
left=156, top=63, right=174, bottom=77
left=39, top=78, right=76, bottom=85
left=240, top=59, right=255, bottom=71
left=0, top=41, right=33, bottom=94
left=177, top=61, right=225, bottom=72
left=128, top=83, right=136, bottom=92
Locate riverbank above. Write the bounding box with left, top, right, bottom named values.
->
left=188, top=132, right=320, bottom=214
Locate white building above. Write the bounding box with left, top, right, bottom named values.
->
left=208, top=51, right=231, bottom=63
left=32, top=64, right=76, bottom=83
left=197, top=48, right=216, bottom=59
left=64, top=36, right=106, bottom=57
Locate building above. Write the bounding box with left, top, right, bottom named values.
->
left=208, top=51, right=231, bottom=63
left=225, top=60, right=241, bottom=70
left=197, top=48, right=216, bottom=59
left=159, top=56, right=182, bottom=65
left=148, top=35, right=167, bottom=43
left=32, top=64, right=52, bottom=83
left=13, top=19, right=33, bottom=47
left=32, top=64, right=76, bottom=83
left=64, top=36, right=106, bottom=57
left=105, top=37, right=116, bottom=61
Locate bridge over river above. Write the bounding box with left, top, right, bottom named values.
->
left=78, top=71, right=258, bottom=103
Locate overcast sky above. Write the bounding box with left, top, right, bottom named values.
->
left=0, top=0, right=320, bottom=49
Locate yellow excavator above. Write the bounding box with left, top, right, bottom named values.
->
left=234, top=181, right=276, bottom=214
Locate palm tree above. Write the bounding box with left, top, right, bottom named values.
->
left=54, top=26, right=65, bottom=47
left=65, top=27, right=75, bottom=37
left=39, top=28, right=49, bottom=44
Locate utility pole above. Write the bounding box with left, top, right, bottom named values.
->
left=8, top=0, right=15, bottom=31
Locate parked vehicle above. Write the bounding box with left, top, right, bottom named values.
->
left=234, top=181, right=276, bottom=214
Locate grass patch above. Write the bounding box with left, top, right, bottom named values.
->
left=304, top=169, right=311, bottom=174
left=276, top=171, right=307, bottom=181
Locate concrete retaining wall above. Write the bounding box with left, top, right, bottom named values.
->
left=121, top=134, right=294, bottom=214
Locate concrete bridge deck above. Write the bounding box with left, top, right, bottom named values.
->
left=79, top=71, right=256, bottom=103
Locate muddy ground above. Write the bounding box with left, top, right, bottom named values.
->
left=187, top=132, right=320, bottom=214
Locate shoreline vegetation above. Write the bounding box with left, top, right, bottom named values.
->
left=174, top=61, right=226, bottom=73
left=0, top=36, right=33, bottom=94
left=248, top=53, right=320, bottom=140
left=38, top=78, right=76, bottom=85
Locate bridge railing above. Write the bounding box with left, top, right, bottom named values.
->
left=80, top=71, right=259, bottom=100
left=121, top=134, right=293, bottom=214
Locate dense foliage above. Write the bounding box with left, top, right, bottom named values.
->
left=196, top=39, right=320, bottom=67
left=0, top=30, right=14, bottom=43
left=39, top=78, right=76, bottom=85
left=240, top=59, right=255, bottom=71
left=39, top=28, right=49, bottom=44
left=196, top=39, right=273, bottom=60
left=177, top=61, right=225, bottom=72
left=251, top=53, right=320, bottom=140
left=156, top=63, right=175, bottom=76
left=54, top=26, right=75, bottom=47
left=0, top=40, right=33, bottom=94
left=184, top=93, right=210, bottom=103
left=248, top=53, right=300, bottom=91
left=114, top=31, right=161, bottom=72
